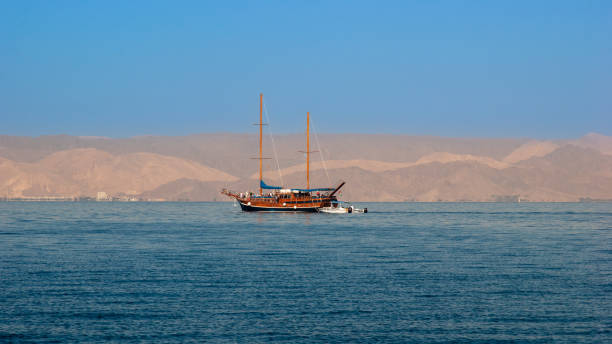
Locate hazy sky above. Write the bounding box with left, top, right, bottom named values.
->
left=1, top=1, right=610, bottom=138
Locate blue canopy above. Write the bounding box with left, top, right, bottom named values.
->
left=260, top=180, right=282, bottom=190
left=260, top=180, right=333, bottom=192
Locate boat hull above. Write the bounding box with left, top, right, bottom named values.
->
left=318, top=207, right=351, bottom=214
left=239, top=201, right=319, bottom=212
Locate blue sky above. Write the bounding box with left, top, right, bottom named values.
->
left=1, top=1, right=610, bottom=138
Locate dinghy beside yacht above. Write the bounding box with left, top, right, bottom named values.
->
left=318, top=201, right=368, bottom=214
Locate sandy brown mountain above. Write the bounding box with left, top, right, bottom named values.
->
left=0, top=148, right=237, bottom=198
left=1, top=133, right=611, bottom=201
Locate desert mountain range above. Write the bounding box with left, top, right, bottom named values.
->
left=1, top=133, right=612, bottom=201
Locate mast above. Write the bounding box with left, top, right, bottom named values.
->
left=299, top=112, right=316, bottom=191
left=307, top=112, right=310, bottom=190
left=259, top=93, right=263, bottom=195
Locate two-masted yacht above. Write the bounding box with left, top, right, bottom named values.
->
left=221, top=94, right=345, bottom=212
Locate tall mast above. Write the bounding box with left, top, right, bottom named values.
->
left=299, top=112, right=316, bottom=191
left=306, top=111, right=310, bottom=190
left=259, top=93, right=263, bottom=195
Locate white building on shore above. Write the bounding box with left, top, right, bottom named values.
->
left=96, top=192, right=111, bottom=201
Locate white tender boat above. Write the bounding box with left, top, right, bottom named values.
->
left=318, top=201, right=367, bottom=214
left=319, top=205, right=351, bottom=214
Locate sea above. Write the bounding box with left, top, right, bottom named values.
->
left=0, top=202, right=610, bottom=343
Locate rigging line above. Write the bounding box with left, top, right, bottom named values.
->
left=262, top=100, right=284, bottom=186
left=310, top=118, right=332, bottom=186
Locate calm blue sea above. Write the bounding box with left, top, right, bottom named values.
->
left=0, top=202, right=610, bottom=343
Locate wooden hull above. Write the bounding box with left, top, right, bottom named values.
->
left=239, top=201, right=319, bottom=212
left=221, top=188, right=339, bottom=212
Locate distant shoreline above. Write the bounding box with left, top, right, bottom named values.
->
left=2, top=199, right=611, bottom=203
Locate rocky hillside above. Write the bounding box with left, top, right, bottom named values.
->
left=1, top=133, right=611, bottom=201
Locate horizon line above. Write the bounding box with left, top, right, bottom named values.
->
left=0, top=131, right=608, bottom=141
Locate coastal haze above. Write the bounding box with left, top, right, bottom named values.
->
left=2, top=132, right=612, bottom=202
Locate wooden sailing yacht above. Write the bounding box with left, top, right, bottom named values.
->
left=221, top=93, right=345, bottom=211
